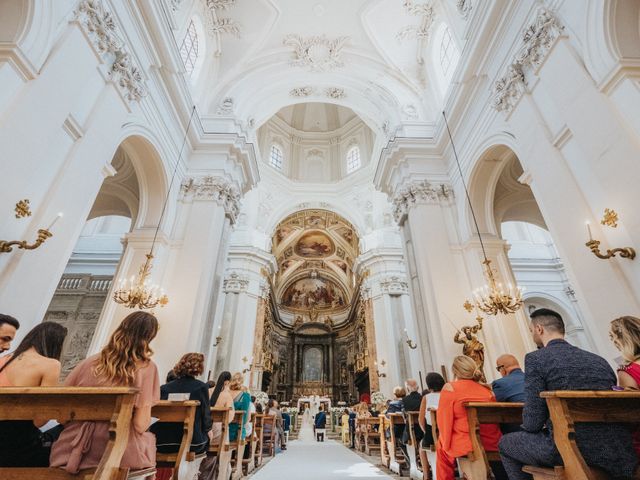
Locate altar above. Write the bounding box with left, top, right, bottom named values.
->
left=296, top=395, right=331, bottom=413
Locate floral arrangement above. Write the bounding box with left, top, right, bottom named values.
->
left=281, top=407, right=298, bottom=414
left=371, top=391, right=386, bottom=405
left=253, top=390, right=269, bottom=408
left=330, top=406, right=343, bottom=414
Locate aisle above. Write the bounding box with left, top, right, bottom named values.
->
left=250, top=421, right=393, bottom=480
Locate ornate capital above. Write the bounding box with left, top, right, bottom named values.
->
left=360, top=281, right=372, bottom=301
left=223, top=271, right=249, bottom=293
left=380, top=276, right=409, bottom=296
left=180, top=176, right=241, bottom=223
left=456, top=0, right=472, bottom=19
left=391, top=180, right=454, bottom=224
left=259, top=278, right=270, bottom=299
left=492, top=64, right=526, bottom=114
left=75, top=0, right=147, bottom=103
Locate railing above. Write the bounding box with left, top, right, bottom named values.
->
left=57, top=274, right=113, bottom=293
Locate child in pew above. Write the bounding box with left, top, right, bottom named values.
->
left=0, top=321, right=68, bottom=467
left=50, top=312, right=160, bottom=473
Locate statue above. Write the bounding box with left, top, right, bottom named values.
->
left=454, top=317, right=486, bottom=382
left=293, top=315, right=303, bottom=329
left=324, top=315, right=333, bottom=328
left=308, top=305, right=319, bottom=323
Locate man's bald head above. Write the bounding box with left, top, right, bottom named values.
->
left=405, top=378, right=419, bottom=393
left=496, top=354, right=520, bottom=377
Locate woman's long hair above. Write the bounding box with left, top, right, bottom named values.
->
left=94, top=311, right=158, bottom=386
left=610, top=316, right=640, bottom=362
left=452, top=355, right=484, bottom=382
left=210, top=371, right=231, bottom=405
left=0, top=322, right=67, bottom=373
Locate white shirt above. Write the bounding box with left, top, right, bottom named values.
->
left=246, top=402, right=256, bottom=436
left=425, top=392, right=440, bottom=425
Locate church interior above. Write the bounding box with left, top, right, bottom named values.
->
left=1, top=0, right=640, bottom=479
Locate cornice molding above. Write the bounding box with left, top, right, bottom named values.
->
left=180, top=175, right=241, bottom=223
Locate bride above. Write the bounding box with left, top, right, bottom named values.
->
left=302, top=406, right=311, bottom=425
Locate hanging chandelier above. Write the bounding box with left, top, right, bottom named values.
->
left=442, top=111, right=524, bottom=316
left=113, top=106, right=196, bottom=310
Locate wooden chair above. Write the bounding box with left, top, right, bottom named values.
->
left=522, top=391, right=640, bottom=480
left=208, top=407, right=232, bottom=480
left=152, top=400, right=201, bottom=480
left=379, top=416, right=390, bottom=468
left=242, top=412, right=257, bottom=475
left=364, top=417, right=382, bottom=456
left=253, top=414, right=264, bottom=467
left=461, top=402, right=524, bottom=480
left=387, top=413, right=409, bottom=476
left=406, top=411, right=424, bottom=480
left=261, top=415, right=276, bottom=457
left=0, top=386, right=142, bottom=480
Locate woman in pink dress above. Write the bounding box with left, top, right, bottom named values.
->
left=609, top=315, right=640, bottom=457
left=50, top=311, right=160, bottom=473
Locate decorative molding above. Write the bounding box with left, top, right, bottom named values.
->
left=74, top=0, right=147, bottom=103
left=223, top=271, right=249, bottom=293
left=360, top=282, right=372, bottom=301
left=206, top=0, right=236, bottom=10
left=403, top=0, right=433, bottom=16
left=492, top=64, right=526, bottom=113
left=391, top=180, right=454, bottom=223
left=401, top=104, right=418, bottom=120
left=380, top=276, right=409, bottom=296
left=397, top=1, right=435, bottom=42
left=216, top=97, right=234, bottom=115
left=290, top=86, right=314, bottom=97
left=325, top=87, right=345, bottom=99
left=169, top=0, right=185, bottom=11
left=492, top=7, right=563, bottom=115
left=208, top=18, right=241, bottom=38
left=62, top=114, right=84, bottom=142
left=283, top=34, right=350, bottom=72
left=259, top=279, right=270, bottom=299
left=456, top=0, right=472, bottom=19
left=180, top=176, right=241, bottom=223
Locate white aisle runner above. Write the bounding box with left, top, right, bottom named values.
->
left=250, top=419, right=393, bottom=480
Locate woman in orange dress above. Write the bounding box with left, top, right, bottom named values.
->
left=50, top=311, right=160, bottom=473
left=436, top=355, right=505, bottom=480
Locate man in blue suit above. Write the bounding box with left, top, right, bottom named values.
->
left=492, top=354, right=525, bottom=403
left=499, top=308, right=638, bottom=480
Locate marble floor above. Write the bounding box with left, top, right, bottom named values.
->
left=250, top=421, right=394, bottom=480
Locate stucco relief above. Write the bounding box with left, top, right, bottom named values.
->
left=391, top=180, right=453, bottom=223
left=180, top=175, right=241, bottom=223
left=380, top=276, right=410, bottom=296
left=223, top=271, right=249, bottom=293
left=283, top=34, right=350, bottom=72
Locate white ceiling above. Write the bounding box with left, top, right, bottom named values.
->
left=276, top=103, right=357, bottom=132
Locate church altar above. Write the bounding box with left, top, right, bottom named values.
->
left=296, top=395, right=331, bottom=414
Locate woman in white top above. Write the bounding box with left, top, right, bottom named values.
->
left=418, top=372, right=446, bottom=480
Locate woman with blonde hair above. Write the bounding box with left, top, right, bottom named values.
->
left=436, top=355, right=505, bottom=480
left=228, top=372, right=251, bottom=444
left=50, top=311, right=160, bottom=473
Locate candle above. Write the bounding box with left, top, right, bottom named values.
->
left=586, top=221, right=593, bottom=241
left=47, top=212, right=63, bottom=231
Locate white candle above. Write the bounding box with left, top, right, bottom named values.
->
left=47, top=212, right=63, bottom=231
left=586, top=221, right=593, bottom=241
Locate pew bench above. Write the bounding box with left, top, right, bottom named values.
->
left=242, top=412, right=257, bottom=475
left=523, top=391, right=640, bottom=480
left=461, top=401, right=524, bottom=480
left=0, top=387, right=142, bottom=480
left=355, top=417, right=367, bottom=452
left=387, top=413, right=409, bottom=476
left=261, top=414, right=276, bottom=457
left=406, top=411, right=424, bottom=480
left=152, top=400, right=201, bottom=480
left=253, top=414, right=264, bottom=467
left=228, top=410, right=246, bottom=480
left=208, top=407, right=232, bottom=480
left=379, top=416, right=390, bottom=468
left=364, top=416, right=382, bottom=456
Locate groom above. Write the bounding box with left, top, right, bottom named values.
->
left=314, top=404, right=327, bottom=442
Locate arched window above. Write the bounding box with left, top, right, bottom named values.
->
left=179, top=20, right=199, bottom=76
left=346, top=145, right=361, bottom=173
left=439, top=26, right=455, bottom=76
left=270, top=144, right=284, bottom=170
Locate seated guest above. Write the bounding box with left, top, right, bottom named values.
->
left=491, top=354, right=525, bottom=402
left=499, top=309, right=638, bottom=480
left=209, top=371, right=234, bottom=444
left=314, top=404, right=327, bottom=442
left=165, top=369, right=177, bottom=383
left=50, top=312, right=160, bottom=473
left=387, top=386, right=406, bottom=441
left=152, top=353, right=212, bottom=454
left=436, top=355, right=505, bottom=480
left=341, top=409, right=350, bottom=444
left=609, top=315, right=640, bottom=457
left=0, top=314, right=20, bottom=354
left=418, top=372, right=445, bottom=480
left=0, top=321, right=67, bottom=467
left=227, top=373, right=250, bottom=445
left=402, top=379, right=424, bottom=446
left=267, top=399, right=286, bottom=451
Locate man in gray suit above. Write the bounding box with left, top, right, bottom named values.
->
left=499, top=308, right=638, bottom=480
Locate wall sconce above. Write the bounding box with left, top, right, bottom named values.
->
left=213, top=325, right=222, bottom=347
left=375, top=360, right=387, bottom=378
left=403, top=328, right=417, bottom=350
left=586, top=221, right=635, bottom=260
left=242, top=356, right=253, bottom=374
left=1, top=212, right=63, bottom=254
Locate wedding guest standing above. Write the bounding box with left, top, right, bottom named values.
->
left=0, top=314, right=19, bottom=354
left=0, top=322, right=67, bottom=467
left=50, top=312, right=160, bottom=473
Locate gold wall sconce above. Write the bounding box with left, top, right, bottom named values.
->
left=242, top=356, right=253, bottom=374
left=375, top=360, right=387, bottom=378
left=403, top=328, right=417, bottom=350
left=213, top=325, right=222, bottom=347
left=1, top=212, right=62, bottom=254
left=586, top=221, right=636, bottom=260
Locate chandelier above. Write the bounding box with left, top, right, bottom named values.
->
left=113, top=106, right=196, bottom=310
left=443, top=111, right=524, bottom=316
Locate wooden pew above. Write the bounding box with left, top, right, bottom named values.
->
left=253, top=414, right=264, bottom=467
left=228, top=410, right=246, bottom=480
left=242, top=412, right=257, bottom=475
left=461, top=402, right=524, bottom=480
left=522, top=391, right=640, bottom=480
left=261, top=415, right=276, bottom=457
left=0, top=386, right=141, bottom=480
left=387, top=413, right=409, bottom=476
left=208, top=407, right=232, bottom=480
left=152, top=400, right=201, bottom=480
left=364, top=416, right=382, bottom=456
left=355, top=417, right=367, bottom=452
left=406, top=411, right=424, bottom=480
left=379, top=416, right=390, bottom=468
